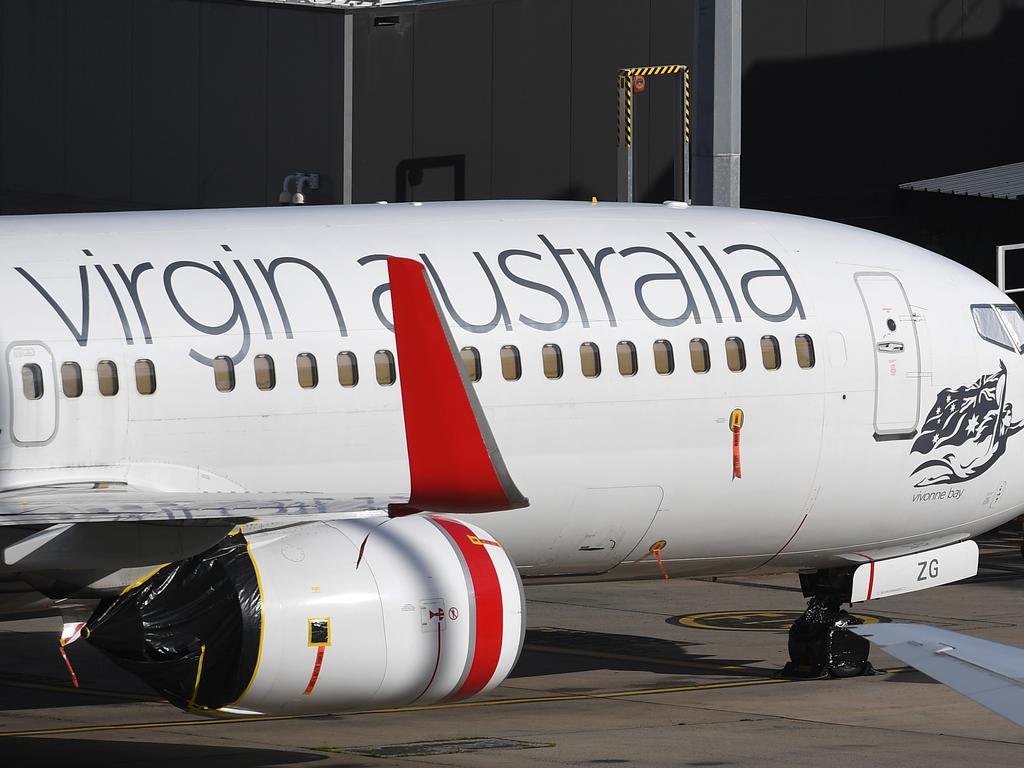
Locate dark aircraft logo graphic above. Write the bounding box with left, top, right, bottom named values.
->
left=911, top=362, right=1023, bottom=487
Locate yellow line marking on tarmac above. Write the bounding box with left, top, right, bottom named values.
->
left=0, top=678, right=790, bottom=738
left=0, top=668, right=914, bottom=739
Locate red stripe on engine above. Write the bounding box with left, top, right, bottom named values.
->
left=433, top=517, right=503, bottom=701
left=866, top=560, right=876, bottom=600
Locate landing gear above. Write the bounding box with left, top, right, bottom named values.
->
left=781, top=569, right=874, bottom=679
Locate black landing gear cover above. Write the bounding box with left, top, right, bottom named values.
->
left=782, top=597, right=874, bottom=679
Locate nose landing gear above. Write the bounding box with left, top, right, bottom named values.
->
left=781, top=569, right=874, bottom=679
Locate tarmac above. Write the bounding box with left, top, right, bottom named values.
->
left=1, top=528, right=1022, bottom=767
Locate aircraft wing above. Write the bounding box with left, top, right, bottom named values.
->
left=851, top=623, right=1024, bottom=726
left=0, top=485, right=391, bottom=570
left=0, top=257, right=526, bottom=573
left=0, top=484, right=387, bottom=526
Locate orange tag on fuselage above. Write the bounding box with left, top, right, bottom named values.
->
left=730, top=409, right=743, bottom=479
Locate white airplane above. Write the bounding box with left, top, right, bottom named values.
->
left=0, top=200, right=1020, bottom=718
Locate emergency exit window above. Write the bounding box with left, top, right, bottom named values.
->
left=21, top=364, right=43, bottom=400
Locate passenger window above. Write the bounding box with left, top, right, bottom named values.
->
left=725, top=337, right=746, bottom=372
left=461, top=346, right=481, bottom=382
left=21, top=364, right=43, bottom=400
left=255, top=354, right=276, bottom=391
left=617, top=341, right=637, bottom=376
left=134, top=359, right=157, bottom=395
left=653, top=340, right=674, bottom=375
left=61, top=362, right=83, bottom=399
left=337, top=351, right=358, bottom=387
left=375, top=349, right=396, bottom=386
left=297, top=353, right=318, bottom=389
left=689, top=338, right=710, bottom=373
left=98, top=360, right=119, bottom=396
left=795, top=334, right=816, bottom=369
left=501, top=345, right=521, bottom=381
left=213, top=356, right=235, bottom=392
left=580, top=342, right=601, bottom=378
left=760, top=335, right=781, bottom=370
left=542, top=343, right=563, bottom=379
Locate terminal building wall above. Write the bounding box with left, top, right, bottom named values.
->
left=0, top=0, right=1021, bottom=275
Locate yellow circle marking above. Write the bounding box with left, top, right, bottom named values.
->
left=730, top=408, right=744, bottom=431
left=673, top=610, right=887, bottom=632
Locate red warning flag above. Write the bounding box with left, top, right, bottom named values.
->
left=730, top=409, right=744, bottom=479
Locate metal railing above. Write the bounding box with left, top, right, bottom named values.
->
left=996, top=242, right=1024, bottom=295
left=616, top=65, right=690, bottom=204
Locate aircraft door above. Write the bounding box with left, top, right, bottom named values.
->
left=855, top=272, right=922, bottom=439
left=7, top=343, right=57, bottom=444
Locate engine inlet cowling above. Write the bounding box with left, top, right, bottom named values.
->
left=85, top=515, right=525, bottom=715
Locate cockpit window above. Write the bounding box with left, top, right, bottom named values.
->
left=972, top=305, right=1016, bottom=352
left=996, top=304, right=1024, bottom=353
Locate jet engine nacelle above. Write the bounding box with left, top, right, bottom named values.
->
left=85, top=515, right=524, bottom=715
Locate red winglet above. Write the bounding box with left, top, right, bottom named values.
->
left=387, top=257, right=528, bottom=516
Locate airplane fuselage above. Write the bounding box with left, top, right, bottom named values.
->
left=1, top=201, right=1021, bottom=588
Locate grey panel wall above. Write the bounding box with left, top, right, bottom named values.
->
left=352, top=11, right=415, bottom=204
left=351, top=0, right=693, bottom=204
left=411, top=4, right=492, bottom=201
left=491, top=0, right=572, bottom=199
left=267, top=8, right=341, bottom=204
left=2, top=1, right=66, bottom=198
left=65, top=0, right=132, bottom=204
left=132, top=0, right=200, bottom=208
left=570, top=0, right=652, bottom=202
left=0, top=0, right=347, bottom=211
left=199, top=2, right=268, bottom=208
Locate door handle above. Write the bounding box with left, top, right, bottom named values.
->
left=877, top=341, right=904, bottom=353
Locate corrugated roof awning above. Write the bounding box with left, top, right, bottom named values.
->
left=900, top=162, right=1024, bottom=201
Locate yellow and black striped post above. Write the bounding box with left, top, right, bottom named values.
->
left=616, top=64, right=690, bottom=203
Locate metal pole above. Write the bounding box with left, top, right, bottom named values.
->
left=683, top=67, right=690, bottom=202
left=617, top=70, right=635, bottom=203
left=342, top=13, right=354, bottom=204
left=694, top=0, right=741, bottom=207
left=673, top=72, right=683, bottom=202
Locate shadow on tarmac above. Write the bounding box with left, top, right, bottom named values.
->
left=0, top=737, right=331, bottom=767
left=510, top=627, right=762, bottom=680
